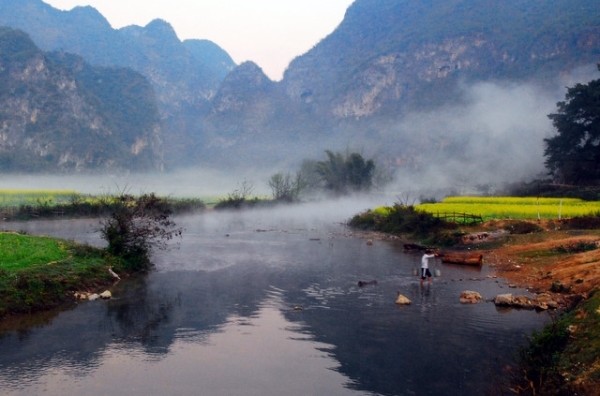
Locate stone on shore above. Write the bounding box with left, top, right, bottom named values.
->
left=74, top=290, right=113, bottom=301
left=494, top=293, right=559, bottom=310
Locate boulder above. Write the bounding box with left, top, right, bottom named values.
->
left=494, top=293, right=559, bottom=310
left=512, top=295, right=535, bottom=310
left=99, top=290, right=112, bottom=299
left=494, top=293, right=514, bottom=306
left=395, top=293, right=411, bottom=305
left=535, top=293, right=559, bottom=310
left=459, top=290, right=482, bottom=304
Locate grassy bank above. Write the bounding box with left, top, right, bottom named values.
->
left=0, top=232, right=123, bottom=318
left=520, top=291, right=600, bottom=394
left=0, top=189, right=206, bottom=220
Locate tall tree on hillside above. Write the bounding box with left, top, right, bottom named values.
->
left=544, top=66, right=600, bottom=185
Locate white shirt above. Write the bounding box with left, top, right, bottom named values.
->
left=421, top=253, right=435, bottom=268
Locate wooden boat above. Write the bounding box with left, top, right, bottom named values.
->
left=440, top=252, right=483, bottom=266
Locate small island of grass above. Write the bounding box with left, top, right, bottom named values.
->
left=0, top=232, right=124, bottom=318
left=0, top=191, right=183, bottom=319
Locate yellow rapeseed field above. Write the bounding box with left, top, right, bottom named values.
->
left=416, top=196, right=600, bottom=220
left=0, top=189, right=79, bottom=207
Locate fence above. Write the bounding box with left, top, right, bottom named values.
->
left=432, top=211, right=483, bottom=225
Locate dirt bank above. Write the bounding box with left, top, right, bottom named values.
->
left=454, top=222, right=600, bottom=395
left=481, top=228, right=600, bottom=300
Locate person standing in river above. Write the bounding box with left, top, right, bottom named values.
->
left=420, top=249, right=436, bottom=285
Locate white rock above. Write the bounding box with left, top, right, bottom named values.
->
left=99, top=290, right=112, bottom=299
left=494, top=293, right=514, bottom=306
left=395, top=293, right=411, bottom=305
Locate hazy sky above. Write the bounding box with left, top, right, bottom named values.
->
left=44, top=0, right=354, bottom=80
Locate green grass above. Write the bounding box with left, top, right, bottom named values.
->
left=521, top=291, right=600, bottom=393
left=0, top=233, right=69, bottom=271
left=0, top=232, right=123, bottom=317
left=417, top=196, right=600, bottom=220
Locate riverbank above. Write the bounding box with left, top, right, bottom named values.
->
left=355, top=219, right=600, bottom=395
left=0, top=232, right=125, bottom=319
left=478, top=222, right=600, bottom=395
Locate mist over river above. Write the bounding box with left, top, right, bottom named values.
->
left=0, top=201, right=549, bottom=395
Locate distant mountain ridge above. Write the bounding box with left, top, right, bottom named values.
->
left=0, top=27, right=162, bottom=171
left=0, top=0, right=236, bottom=167
left=282, top=0, right=600, bottom=118
left=0, top=0, right=598, bottom=180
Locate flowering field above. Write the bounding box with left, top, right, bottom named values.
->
left=416, top=196, right=600, bottom=220
left=0, top=189, right=80, bottom=207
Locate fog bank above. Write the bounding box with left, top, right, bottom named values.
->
left=386, top=65, right=599, bottom=196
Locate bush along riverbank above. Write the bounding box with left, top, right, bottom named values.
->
left=0, top=232, right=127, bottom=318
left=1, top=192, right=183, bottom=319
left=349, top=204, right=600, bottom=394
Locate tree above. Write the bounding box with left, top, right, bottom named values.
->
left=268, top=172, right=305, bottom=202
left=544, top=66, right=600, bottom=185
left=316, top=150, right=375, bottom=194
left=100, top=193, right=182, bottom=271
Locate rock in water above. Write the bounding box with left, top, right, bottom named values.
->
left=460, top=290, right=482, bottom=304
left=99, top=290, right=112, bottom=299
left=494, top=293, right=514, bottom=306
left=395, top=293, right=411, bottom=305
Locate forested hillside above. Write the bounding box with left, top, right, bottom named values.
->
left=0, top=27, right=162, bottom=171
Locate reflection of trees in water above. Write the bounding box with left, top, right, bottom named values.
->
left=0, top=265, right=275, bottom=383
left=106, top=276, right=176, bottom=355
left=103, top=267, right=277, bottom=356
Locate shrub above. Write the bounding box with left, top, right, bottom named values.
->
left=519, top=319, right=570, bottom=393
left=214, top=180, right=257, bottom=210
left=100, top=193, right=182, bottom=271
left=349, top=204, right=456, bottom=238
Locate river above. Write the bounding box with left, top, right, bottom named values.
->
left=0, top=201, right=549, bottom=395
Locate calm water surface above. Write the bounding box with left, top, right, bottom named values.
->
left=0, top=204, right=550, bottom=395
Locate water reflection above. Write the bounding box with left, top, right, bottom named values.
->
left=0, top=208, right=550, bottom=395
